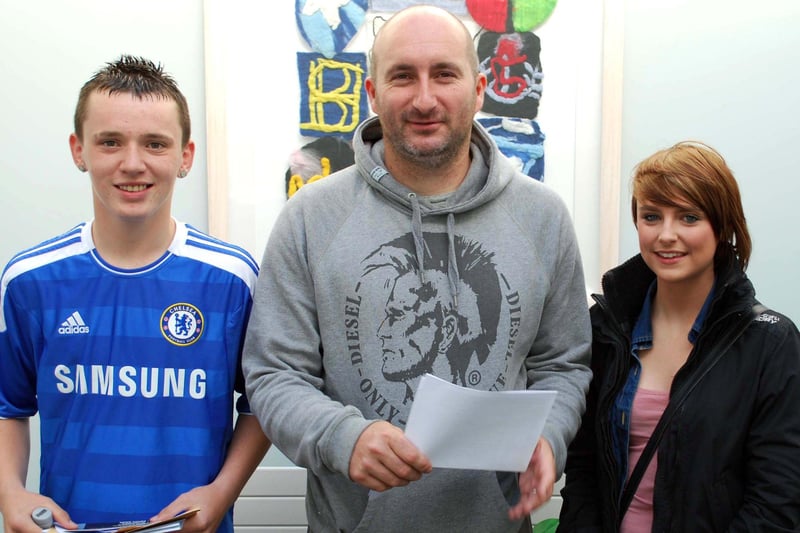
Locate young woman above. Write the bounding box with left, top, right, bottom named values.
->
left=558, top=141, right=800, bottom=531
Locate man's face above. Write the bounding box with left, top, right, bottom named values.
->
left=366, top=10, right=486, bottom=170
left=69, top=91, right=194, bottom=228
left=378, top=272, right=448, bottom=382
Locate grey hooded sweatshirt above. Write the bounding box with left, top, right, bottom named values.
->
left=243, top=116, right=592, bottom=533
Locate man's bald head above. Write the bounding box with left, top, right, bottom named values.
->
left=369, top=6, right=479, bottom=80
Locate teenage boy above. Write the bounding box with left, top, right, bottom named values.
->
left=0, top=56, right=269, bottom=533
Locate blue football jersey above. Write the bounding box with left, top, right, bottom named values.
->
left=0, top=221, right=258, bottom=531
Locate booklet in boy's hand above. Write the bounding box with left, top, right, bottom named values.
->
left=52, top=508, right=200, bottom=533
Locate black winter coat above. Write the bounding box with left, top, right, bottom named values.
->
left=558, top=254, right=800, bottom=532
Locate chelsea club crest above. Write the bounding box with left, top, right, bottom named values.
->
left=161, top=303, right=204, bottom=346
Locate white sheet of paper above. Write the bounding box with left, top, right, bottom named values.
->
left=404, top=374, right=557, bottom=472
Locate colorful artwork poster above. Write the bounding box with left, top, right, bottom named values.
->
left=466, top=0, right=557, bottom=33
left=478, top=31, right=542, bottom=119
left=478, top=117, right=545, bottom=181
left=285, top=136, right=355, bottom=197
left=370, top=0, right=469, bottom=16
left=296, top=0, right=368, bottom=58
left=298, top=52, right=368, bottom=139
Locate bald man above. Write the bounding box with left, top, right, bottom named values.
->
left=243, top=6, right=592, bottom=532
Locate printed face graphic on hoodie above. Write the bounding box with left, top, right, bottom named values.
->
left=378, top=270, right=454, bottom=383
left=362, top=232, right=501, bottom=405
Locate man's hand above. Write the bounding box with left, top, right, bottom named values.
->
left=0, top=489, right=76, bottom=533
left=349, top=421, right=432, bottom=491
left=508, top=437, right=556, bottom=521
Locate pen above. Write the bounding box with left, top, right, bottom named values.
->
left=31, top=507, right=54, bottom=529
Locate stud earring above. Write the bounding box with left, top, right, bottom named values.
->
left=178, top=169, right=188, bottom=178
left=77, top=163, right=87, bottom=172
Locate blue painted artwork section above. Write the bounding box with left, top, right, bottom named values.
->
left=296, top=0, right=368, bottom=58
left=478, top=117, right=545, bottom=181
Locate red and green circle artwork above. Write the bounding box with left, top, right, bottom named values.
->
left=466, top=0, right=557, bottom=33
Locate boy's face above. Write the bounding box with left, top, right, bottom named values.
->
left=69, top=90, right=194, bottom=228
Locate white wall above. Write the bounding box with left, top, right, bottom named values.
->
left=619, top=0, right=800, bottom=321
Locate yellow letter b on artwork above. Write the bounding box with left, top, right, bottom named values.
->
left=298, top=53, right=367, bottom=138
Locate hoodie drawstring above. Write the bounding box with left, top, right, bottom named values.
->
left=409, top=193, right=426, bottom=284
left=446, top=213, right=460, bottom=309
left=408, top=193, right=460, bottom=309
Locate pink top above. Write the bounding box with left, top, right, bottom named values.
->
left=620, top=387, right=669, bottom=533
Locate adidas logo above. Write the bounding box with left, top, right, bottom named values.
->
left=58, top=311, right=90, bottom=335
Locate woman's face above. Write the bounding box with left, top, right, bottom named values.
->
left=636, top=198, right=718, bottom=289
